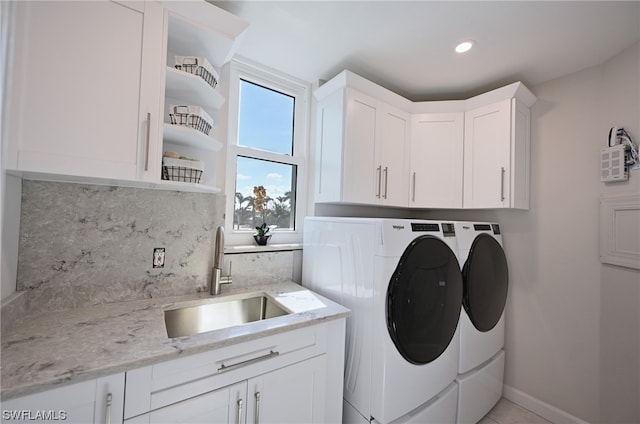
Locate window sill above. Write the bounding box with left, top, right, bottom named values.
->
left=224, top=243, right=303, bottom=254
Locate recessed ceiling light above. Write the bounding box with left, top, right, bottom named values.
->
left=455, top=41, right=474, bottom=53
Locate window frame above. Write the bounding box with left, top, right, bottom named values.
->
left=224, top=58, right=310, bottom=246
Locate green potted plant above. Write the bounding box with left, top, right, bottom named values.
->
left=253, top=185, right=271, bottom=245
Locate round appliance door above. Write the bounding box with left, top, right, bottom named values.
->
left=462, top=233, right=509, bottom=332
left=386, top=235, right=463, bottom=365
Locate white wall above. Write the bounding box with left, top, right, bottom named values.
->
left=598, top=42, right=639, bottom=424
left=502, top=42, right=639, bottom=423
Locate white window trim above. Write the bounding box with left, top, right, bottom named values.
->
left=224, top=57, right=310, bottom=247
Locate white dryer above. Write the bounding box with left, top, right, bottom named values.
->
left=303, top=217, right=463, bottom=424
left=453, top=222, right=508, bottom=424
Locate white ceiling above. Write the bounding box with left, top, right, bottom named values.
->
left=211, top=1, right=640, bottom=101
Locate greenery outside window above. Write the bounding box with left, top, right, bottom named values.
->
left=225, top=59, right=309, bottom=245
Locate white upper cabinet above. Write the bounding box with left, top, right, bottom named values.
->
left=6, top=1, right=164, bottom=182
left=315, top=75, right=409, bottom=207
left=5, top=0, right=247, bottom=193
left=463, top=97, right=532, bottom=209
left=410, top=112, right=464, bottom=208
left=341, top=89, right=378, bottom=204
left=378, top=104, right=410, bottom=207
left=313, top=71, right=536, bottom=210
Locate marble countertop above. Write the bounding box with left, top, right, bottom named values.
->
left=0, top=281, right=350, bottom=400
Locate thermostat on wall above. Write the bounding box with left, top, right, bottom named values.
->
left=600, top=144, right=629, bottom=182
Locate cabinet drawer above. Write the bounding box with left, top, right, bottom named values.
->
left=124, top=324, right=326, bottom=419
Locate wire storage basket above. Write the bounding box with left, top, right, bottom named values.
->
left=162, top=157, right=204, bottom=184
left=169, top=105, right=214, bottom=135
left=174, top=56, right=219, bottom=89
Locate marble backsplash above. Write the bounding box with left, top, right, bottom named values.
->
left=16, top=181, right=226, bottom=313
left=13, top=180, right=303, bottom=319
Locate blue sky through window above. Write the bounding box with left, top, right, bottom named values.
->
left=238, top=79, right=294, bottom=155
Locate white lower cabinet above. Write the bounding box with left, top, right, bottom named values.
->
left=1, top=373, right=125, bottom=424
left=124, top=321, right=344, bottom=424
left=128, top=381, right=246, bottom=424
left=129, top=356, right=325, bottom=424
left=246, top=356, right=326, bottom=424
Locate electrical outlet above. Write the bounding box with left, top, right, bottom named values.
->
left=153, top=248, right=165, bottom=268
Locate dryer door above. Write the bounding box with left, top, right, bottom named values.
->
left=386, top=235, right=463, bottom=365
left=462, top=233, right=509, bottom=332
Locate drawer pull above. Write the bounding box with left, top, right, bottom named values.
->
left=236, top=398, right=243, bottom=424
left=383, top=166, right=389, bottom=199
left=500, top=167, right=506, bottom=201
left=144, top=112, right=151, bottom=171
left=254, top=392, right=261, bottom=424
left=217, top=350, right=279, bottom=373
left=412, top=172, right=416, bottom=202
left=105, top=393, right=112, bottom=424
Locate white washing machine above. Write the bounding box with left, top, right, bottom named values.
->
left=303, top=217, right=463, bottom=424
left=453, top=222, right=508, bottom=424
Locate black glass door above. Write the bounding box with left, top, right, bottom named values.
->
left=386, top=236, right=463, bottom=365
left=462, top=234, right=509, bottom=332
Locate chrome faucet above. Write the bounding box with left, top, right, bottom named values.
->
left=211, top=226, right=232, bottom=295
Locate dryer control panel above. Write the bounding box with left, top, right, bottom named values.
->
left=411, top=223, right=439, bottom=232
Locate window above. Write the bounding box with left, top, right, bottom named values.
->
left=225, top=59, right=309, bottom=245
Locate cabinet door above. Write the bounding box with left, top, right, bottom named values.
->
left=246, top=356, right=326, bottom=424
left=128, top=382, right=246, bottom=424
left=410, top=112, right=463, bottom=208
left=95, top=373, right=126, bottom=424
left=7, top=1, right=163, bottom=182
left=315, top=88, right=409, bottom=206
left=463, top=99, right=511, bottom=208
left=378, top=105, right=409, bottom=207
left=1, top=373, right=125, bottom=424
left=342, top=89, right=379, bottom=204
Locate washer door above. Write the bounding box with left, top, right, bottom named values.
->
left=462, top=233, right=509, bottom=332
left=386, top=235, right=463, bottom=365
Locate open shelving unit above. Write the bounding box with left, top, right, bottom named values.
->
left=156, top=2, right=248, bottom=192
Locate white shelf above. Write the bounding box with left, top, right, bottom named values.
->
left=166, top=10, right=246, bottom=68
left=165, top=67, right=224, bottom=115
left=155, top=179, right=221, bottom=193
left=163, top=123, right=223, bottom=151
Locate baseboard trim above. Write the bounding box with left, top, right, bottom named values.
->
left=502, top=384, right=590, bottom=424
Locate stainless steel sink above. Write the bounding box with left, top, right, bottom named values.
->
left=164, top=294, right=290, bottom=338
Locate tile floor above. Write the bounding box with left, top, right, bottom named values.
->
left=480, top=398, right=552, bottom=424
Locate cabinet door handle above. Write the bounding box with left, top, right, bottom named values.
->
left=144, top=112, right=151, bottom=171
left=254, top=392, right=261, bottom=424
left=500, top=167, right=506, bottom=202
left=217, top=350, right=279, bottom=373
left=104, top=393, right=112, bottom=424
left=412, top=172, right=416, bottom=203
left=376, top=166, right=382, bottom=198
left=383, top=167, right=389, bottom=199
left=236, top=398, right=243, bottom=424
